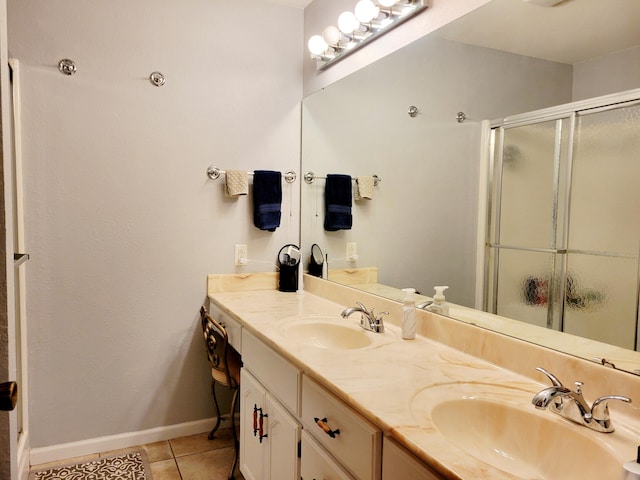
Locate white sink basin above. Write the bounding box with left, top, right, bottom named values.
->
left=410, top=382, right=633, bottom=479
left=276, top=314, right=396, bottom=350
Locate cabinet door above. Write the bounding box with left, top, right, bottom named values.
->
left=240, top=369, right=267, bottom=480
left=240, top=368, right=302, bottom=480
left=265, top=393, right=301, bottom=480
left=301, top=431, right=354, bottom=480
left=382, top=438, right=442, bottom=480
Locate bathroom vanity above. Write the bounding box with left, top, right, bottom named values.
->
left=207, top=273, right=640, bottom=480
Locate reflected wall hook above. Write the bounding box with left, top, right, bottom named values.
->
left=149, top=72, right=165, bottom=87
left=58, top=59, right=77, bottom=76
left=457, top=111, right=468, bottom=123
left=408, top=106, right=419, bottom=118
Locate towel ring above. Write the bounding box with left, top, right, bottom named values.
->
left=206, top=166, right=297, bottom=184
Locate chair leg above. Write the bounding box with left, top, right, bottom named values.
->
left=228, top=387, right=240, bottom=480
left=208, top=380, right=223, bottom=440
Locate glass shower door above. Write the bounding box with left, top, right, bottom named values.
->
left=488, top=118, right=571, bottom=330
left=563, top=102, right=640, bottom=349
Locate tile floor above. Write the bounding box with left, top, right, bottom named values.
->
left=30, top=428, right=244, bottom=480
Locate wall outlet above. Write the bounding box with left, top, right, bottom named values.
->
left=234, top=244, right=248, bottom=266
left=346, top=242, right=358, bottom=262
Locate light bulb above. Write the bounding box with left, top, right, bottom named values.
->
left=355, top=0, right=378, bottom=23
left=307, top=35, right=328, bottom=56
left=378, top=0, right=397, bottom=7
left=338, top=11, right=359, bottom=34
left=322, top=25, right=341, bottom=45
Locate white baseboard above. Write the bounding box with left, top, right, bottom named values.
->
left=29, top=416, right=223, bottom=467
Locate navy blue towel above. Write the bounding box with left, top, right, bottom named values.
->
left=324, top=174, right=352, bottom=231
left=253, top=170, right=282, bottom=232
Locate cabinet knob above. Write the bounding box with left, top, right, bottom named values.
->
left=314, top=417, right=340, bottom=438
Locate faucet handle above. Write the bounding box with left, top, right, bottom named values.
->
left=591, top=395, right=632, bottom=419
left=356, top=302, right=370, bottom=314
left=535, top=367, right=564, bottom=387
left=375, top=311, right=389, bottom=321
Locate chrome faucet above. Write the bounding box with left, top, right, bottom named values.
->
left=341, top=302, right=388, bottom=333
left=531, top=367, right=631, bottom=433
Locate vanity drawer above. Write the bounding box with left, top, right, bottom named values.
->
left=208, top=301, right=242, bottom=353
left=301, top=375, right=381, bottom=480
left=242, top=329, right=301, bottom=415
left=301, top=431, right=354, bottom=480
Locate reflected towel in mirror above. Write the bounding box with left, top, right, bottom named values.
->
left=355, top=176, right=375, bottom=200
left=324, top=174, right=352, bottom=231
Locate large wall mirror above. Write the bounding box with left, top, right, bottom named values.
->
left=301, top=0, right=640, bottom=374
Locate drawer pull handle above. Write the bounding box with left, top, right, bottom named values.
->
left=253, top=404, right=258, bottom=436
left=314, top=417, right=340, bottom=438
left=254, top=405, right=268, bottom=443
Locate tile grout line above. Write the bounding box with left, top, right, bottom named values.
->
left=167, top=438, right=183, bottom=480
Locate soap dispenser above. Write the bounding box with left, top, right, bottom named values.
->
left=427, top=286, right=449, bottom=315
left=401, top=288, right=416, bottom=340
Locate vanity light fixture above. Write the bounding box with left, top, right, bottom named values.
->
left=307, top=0, right=428, bottom=70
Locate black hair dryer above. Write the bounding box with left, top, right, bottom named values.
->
left=277, top=244, right=301, bottom=292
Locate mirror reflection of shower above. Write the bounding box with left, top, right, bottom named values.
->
left=486, top=96, right=640, bottom=350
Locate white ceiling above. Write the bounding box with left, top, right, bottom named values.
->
left=435, top=0, right=640, bottom=64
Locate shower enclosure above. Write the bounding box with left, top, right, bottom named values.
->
left=485, top=90, right=640, bottom=350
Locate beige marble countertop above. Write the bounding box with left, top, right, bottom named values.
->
left=208, top=285, right=640, bottom=479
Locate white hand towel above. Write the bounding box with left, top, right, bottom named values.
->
left=355, top=176, right=375, bottom=200
left=225, top=170, right=248, bottom=198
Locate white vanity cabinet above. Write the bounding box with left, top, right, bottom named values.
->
left=301, top=375, right=382, bottom=480
left=240, top=330, right=302, bottom=480
left=212, top=307, right=440, bottom=480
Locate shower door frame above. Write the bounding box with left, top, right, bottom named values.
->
left=482, top=87, right=640, bottom=347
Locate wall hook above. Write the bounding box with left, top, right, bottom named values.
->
left=457, top=111, right=468, bottom=123
left=58, top=59, right=77, bottom=76
left=408, top=106, right=419, bottom=118
left=149, top=72, right=165, bottom=87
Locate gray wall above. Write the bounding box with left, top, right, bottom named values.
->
left=8, top=0, right=302, bottom=448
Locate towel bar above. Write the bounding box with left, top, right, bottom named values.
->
left=207, top=166, right=297, bottom=184
left=304, top=171, right=381, bottom=186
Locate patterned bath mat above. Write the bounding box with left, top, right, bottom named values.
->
left=29, top=451, right=153, bottom=480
